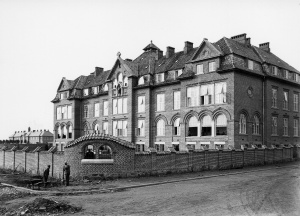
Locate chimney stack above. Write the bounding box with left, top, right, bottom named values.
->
left=184, top=41, right=193, bottom=54
left=94, top=67, right=104, bottom=77
left=156, top=50, right=163, bottom=60
left=259, top=42, right=270, bottom=52
left=166, top=46, right=175, bottom=58
left=231, top=33, right=247, bottom=44
left=246, top=38, right=251, bottom=47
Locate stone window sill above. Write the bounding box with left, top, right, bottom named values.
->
left=81, top=159, right=114, bottom=164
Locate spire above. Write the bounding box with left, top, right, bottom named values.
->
left=143, top=40, right=161, bottom=52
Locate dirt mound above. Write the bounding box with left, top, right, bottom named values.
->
left=0, top=185, right=32, bottom=202
left=5, top=197, right=82, bottom=215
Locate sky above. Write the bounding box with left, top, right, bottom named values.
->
left=0, top=0, right=300, bottom=140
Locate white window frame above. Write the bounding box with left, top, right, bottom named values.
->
left=208, top=61, right=216, bottom=72
left=196, top=64, right=204, bottom=75
left=138, top=96, right=145, bottom=113
left=253, top=115, right=259, bottom=135
left=103, top=122, right=108, bottom=134
left=67, top=105, right=72, bottom=119
left=283, top=118, right=288, bottom=136
left=187, top=86, right=200, bottom=107
left=272, top=116, right=278, bottom=135
left=272, top=88, right=277, bottom=108
left=173, top=118, right=180, bottom=136
left=94, top=103, right=100, bottom=117
left=294, top=119, right=299, bottom=137
left=138, top=76, right=145, bottom=85
left=137, top=119, right=145, bottom=136
left=239, top=114, right=246, bottom=134
left=294, top=93, right=299, bottom=112
left=156, top=73, right=165, bottom=83
left=56, top=106, right=62, bottom=120
left=157, top=119, right=165, bottom=136
left=200, top=84, right=214, bottom=105
left=83, top=88, right=89, bottom=96
left=215, top=82, right=227, bottom=104
left=103, top=101, right=108, bottom=116
left=173, top=91, right=180, bottom=110
left=283, top=91, right=289, bottom=110
left=84, top=105, right=88, bottom=118
left=157, top=93, right=165, bottom=111
left=248, top=60, right=254, bottom=70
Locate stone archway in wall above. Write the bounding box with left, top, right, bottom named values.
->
left=64, top=134, right=136, bottom=178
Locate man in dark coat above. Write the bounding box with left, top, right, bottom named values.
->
left=63, top=162, right=70, bottom=186
left=43, top=165, right=50, bottom=187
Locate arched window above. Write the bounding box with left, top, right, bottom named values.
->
left=94, top=124, right=99, bottom=133
left=123, top=76, right=128, bottom=87
left=188, top=116, right=198, bottom=136
left=239, top=114, right=247, bottom=134
left=113, top=79, right=118, bottom=89
left=68, top=125, right=73, bottom=139
left=56, top=125, right=61, bottom=139
left=157, top=119, right=165, bottom=136
left=201, top=115, right=212, bottom=136
left=216, top=114, right=227, bottom=136
left=99, top=145, right=112, bottom=159
left=103, top=83, right=108, bottom=91
left=118, top=73, right=123, bottom=84
left=253, top=115, right=260, bottom=135
left=83, top=125, right=89, bottom=135
left=174, top=118, right=180, bottom=136
left=84, top=144, right=95, bottom=159
left=138, top=76, right=145, bottom=85
left=62, top=125, right=67, bottom=139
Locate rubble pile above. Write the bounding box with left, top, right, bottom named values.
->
left=6, top=198, right=82, bottom=215
left=0, top=185, right=31, bottom=202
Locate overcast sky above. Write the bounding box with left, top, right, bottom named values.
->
left=0, top=0, right=300, bottom=140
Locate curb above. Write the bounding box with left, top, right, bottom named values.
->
left=1, top=163, right=298, bottom=196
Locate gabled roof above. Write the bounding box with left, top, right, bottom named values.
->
left=190, top=39, right=223, bottom=62
left=40, top=130, right=54, bottom=137
left=215, top=37, right=261, bottom=62
left=253, top=46, right=299, bottom=73
left=143, top=41, right=161, bottom=51
left=57, top=78, right=75, bottom=92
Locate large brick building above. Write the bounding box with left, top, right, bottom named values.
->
left=52, top=33, right=300, bottom=152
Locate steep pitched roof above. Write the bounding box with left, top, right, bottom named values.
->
left=143, top=41, right=161, bottom=51
left=253, top=46, right=299, bottom=73
left=40, top=130, right=53, bottom=137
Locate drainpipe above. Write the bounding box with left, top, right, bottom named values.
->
left=262, top=76, right=265, bottom=146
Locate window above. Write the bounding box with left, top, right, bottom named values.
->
left=188, top=116, right=198, bottom=136
left=284, top=70, right=289, bottom=79
left=294, top=119, right=299, bottom=137
left=68, top=125, right=72, bottom=138
left=83, top=125, right=89, bottom=135
left=92, top=86, right=99, bottom=94
left=112, top=98, right=127, bottom=115
left=216, top=114, right=227, bottom=136
left=103, top=84, right=108, bottom=91
left=272, top=88, right=277, bottom=108
left=62, top=106, right=67, bottom=119
left=94, top=103, right=99, bottom=117
left=123, top=76, right=128, bottom=87
left=271, top=116, right=278, bottom=135
left=156, top=73, right=164, bottom=83
left=94, top=124, right=100, bottom=133
left=271, top=66, right=278, bottom=75
left=157, top=94, right=165, bottom=111
left=187, top=86, right=200, bottom=107
left=215, top=82, right=227, bottom=104
left=83, top=88, right=89, bottom=96
left=253, top=115, right=259, bottom=135
left=200, top=84, right=213, bottom=105
left=84, top=105, right=88, bottom=118
left=239, top=114, right=246, bottom=134
left=208, top=61, right=216, bottom=72
left=138, top=76, right=145, bottom=85
left=99, top=145, right=112, bottom=159
left=294, top=93, right=299, bottom=111
left=57, top=127, right=62, bottom=139
left=136, top=144, right=145, bottom=152
left=175, top=69, right=182, bottom=78
left=138, top=96, right=145, bottom=113
left=103, top=101, right=108, bottom=116
left=103, top=122, right=108, bottom=134
left=157, top=119, right=165, bottom=136
left=56, top=107, right=62, bottom=120
left=173, top=91, right=180, bottom=110
left=118, top=73, right=123, bottom=83
left=283, top=118, right=288, bottom=136
left=137, top=120, right=145, bottom=136
left=296, top=74, right=299, bottom=82
left=113, top=79, right=118, bottom=89
left=67, top=105, right=72, bottom=119
left=155, top=144, right=165, bottom=152
left=84, top=145, right=95, bottom=159
left=196, top=64, right=204, bottom=75
left=248, top=60, right=254, bottom=70
left=201, top=115, right=212, bottom=136
left=60, top=91, right=68, bottom=99
left=283, top=91, right=289, bottom=110
left=113, top=120, right=127, bottom=137
left=174, top=118, right=180, bottom=136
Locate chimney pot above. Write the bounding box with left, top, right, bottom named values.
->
left=166, top=46, right=175, bottom=58
left=94, top=67, right=104, bottom=77
left=184, top=41, right=193, bottom=54
left=259, top=42, right=270, bottom=52
left=231, top=33, right=247, bottom=44
left=125, top=59, right=132, bottom=62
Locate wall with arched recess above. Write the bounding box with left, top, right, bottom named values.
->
left=64, top=134, right=136, bottom=178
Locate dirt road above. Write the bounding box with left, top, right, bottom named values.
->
left=35, top=164, right=299, bottom=216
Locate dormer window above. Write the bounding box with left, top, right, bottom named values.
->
left=60, top=91, right=68, bottom=99
left=196, top=64, right=204, bottom=75
left=174, top=69, right=182, bottom=78
left=283, top=70, right=288, bottom=79
left=248, top=60, right=254, bottom=70
left=156, top=73, right=164, bottom=83
left=123, top=76, right=128, bottom=87
left=92, top=86, right=99, bottom=94
left=271, top=66, right=278, bottom=76
left=118, top=73, right=123, bottom=83
left=103, top=83, right=108, bottom=91
left=208, top=61, right=216, bottom=72
left=83, top=89, right=89, bottom=96
left=138, top=76, right=145, bottom=85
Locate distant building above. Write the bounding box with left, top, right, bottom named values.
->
left=9, top=127, right=53, bottom=144
left=52, top=33, right=300, bottom=151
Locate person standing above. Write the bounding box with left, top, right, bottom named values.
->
left=43, top=165, right=50, bottom=187
left=63, top=162, right=70, bottom=186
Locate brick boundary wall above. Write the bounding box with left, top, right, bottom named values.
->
left=0, top=144, right=300, bottom=179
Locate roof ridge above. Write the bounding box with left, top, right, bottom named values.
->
left=223, top=37, right=233, bottom=53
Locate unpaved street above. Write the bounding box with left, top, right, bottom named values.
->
left=43, top=164, right=300, bottom=216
